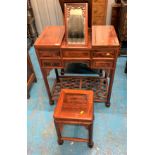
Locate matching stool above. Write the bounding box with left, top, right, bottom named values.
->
left=53, top=89, right=94, bottom=148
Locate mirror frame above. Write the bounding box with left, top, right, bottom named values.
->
left=64, top=3, right=88, bottom=46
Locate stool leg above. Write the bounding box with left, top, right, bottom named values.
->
left=54, top=121, right=64, bottom=145
left=88, top=124, right=94, bottom=148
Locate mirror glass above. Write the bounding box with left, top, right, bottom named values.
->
left=67, top=8, right=85, bottom=44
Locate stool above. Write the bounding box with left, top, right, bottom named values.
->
left=53, top=89, right=94, bottom=148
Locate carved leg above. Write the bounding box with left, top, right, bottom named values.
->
left=61, top=69, right=64, bottom=75
left=106, top=68, right=115, bottom=107
left=55, top=69, right=60, bottom=82
left=42, top=69, right=53, bottom=105
left=54, top=121, right=64, bottom=145
left=88, top=123, right=94, bottom=148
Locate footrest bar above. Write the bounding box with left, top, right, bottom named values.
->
left=61, top=137, right=88, bottom=142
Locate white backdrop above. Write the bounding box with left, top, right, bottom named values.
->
left=31, top=0, right=64, bottom=34
left=31, top=0, right=115, bottom=34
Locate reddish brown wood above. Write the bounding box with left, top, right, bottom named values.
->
left=92, top=25, right=119, bottom=47
left=92, top=0, right=108, bottom=25
left=92, top=25, right=120, bottom=107
left=62, top=50, right=90, bottom=58
left=34, top=26, right=65, bottom=49
left=34, top=26, right=65, bottom=104
left=51, top=76, right=108, bottom=103
left=53, top=89, right=94, bottom=147
left=34, top=25, right=120, bottom=107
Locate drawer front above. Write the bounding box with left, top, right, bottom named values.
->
left=92, top=60, right=114, bottom=69
left=38, top=50, right=60, bottom=58
left=41, top=59, right=62, bottom=68
left=63, top=60, right=90, bottom=68
left=62, top=50, right=90, bottom=58
left=92, top=50, right=115, bottom=58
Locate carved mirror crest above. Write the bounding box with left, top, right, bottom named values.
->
left=64, top=3, right=88, bottom=46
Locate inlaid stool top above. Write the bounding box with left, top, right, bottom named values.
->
left=54, top=89, right=94, bottom=122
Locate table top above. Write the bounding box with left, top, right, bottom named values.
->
left=53, top=89, right=94, bottom=122
left=34, top=25, right=119, bottom=49
left=92, top=25, right=119, bottom=47
left=34, top=26, right=65, bottom=48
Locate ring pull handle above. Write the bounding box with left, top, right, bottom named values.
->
left=106, top=53, right=110, bottom=56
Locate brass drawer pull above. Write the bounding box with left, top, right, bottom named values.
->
left=106, top=53, right=110, bottom=56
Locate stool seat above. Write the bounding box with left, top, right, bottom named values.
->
left=54, top=89, right=94, bottom=122
left=53, top=89, right=94, bottom=148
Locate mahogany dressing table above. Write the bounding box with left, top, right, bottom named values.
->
left=34, top=2, right=119, bottom=107
left=34, top=25, right=119, bottom=107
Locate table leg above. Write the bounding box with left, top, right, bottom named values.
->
left=106, top=68, right=116, bottom=107
left=88, top=123, right=94, bottom=148
left=42, top=69, right=53, bottom=105
left=55, top=69, right=60, bottom=82
left=54, top=121, right=64, bottom=145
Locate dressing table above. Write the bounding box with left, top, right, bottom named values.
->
left=34, top=3, right=120, bottom=107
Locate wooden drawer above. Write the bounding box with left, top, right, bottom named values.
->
left=41, top=59, right=62, bottom=68
left=92, top=60, right=114, bottom=69
left=38, top=49, right=60, bottom=58
left=63, top=60, right=90, bottom=68
left=92, top=5, right=106, bottom=17
left=62, top=50, right=90, bottom=58
left=92, top=50, right=115, bottom=58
